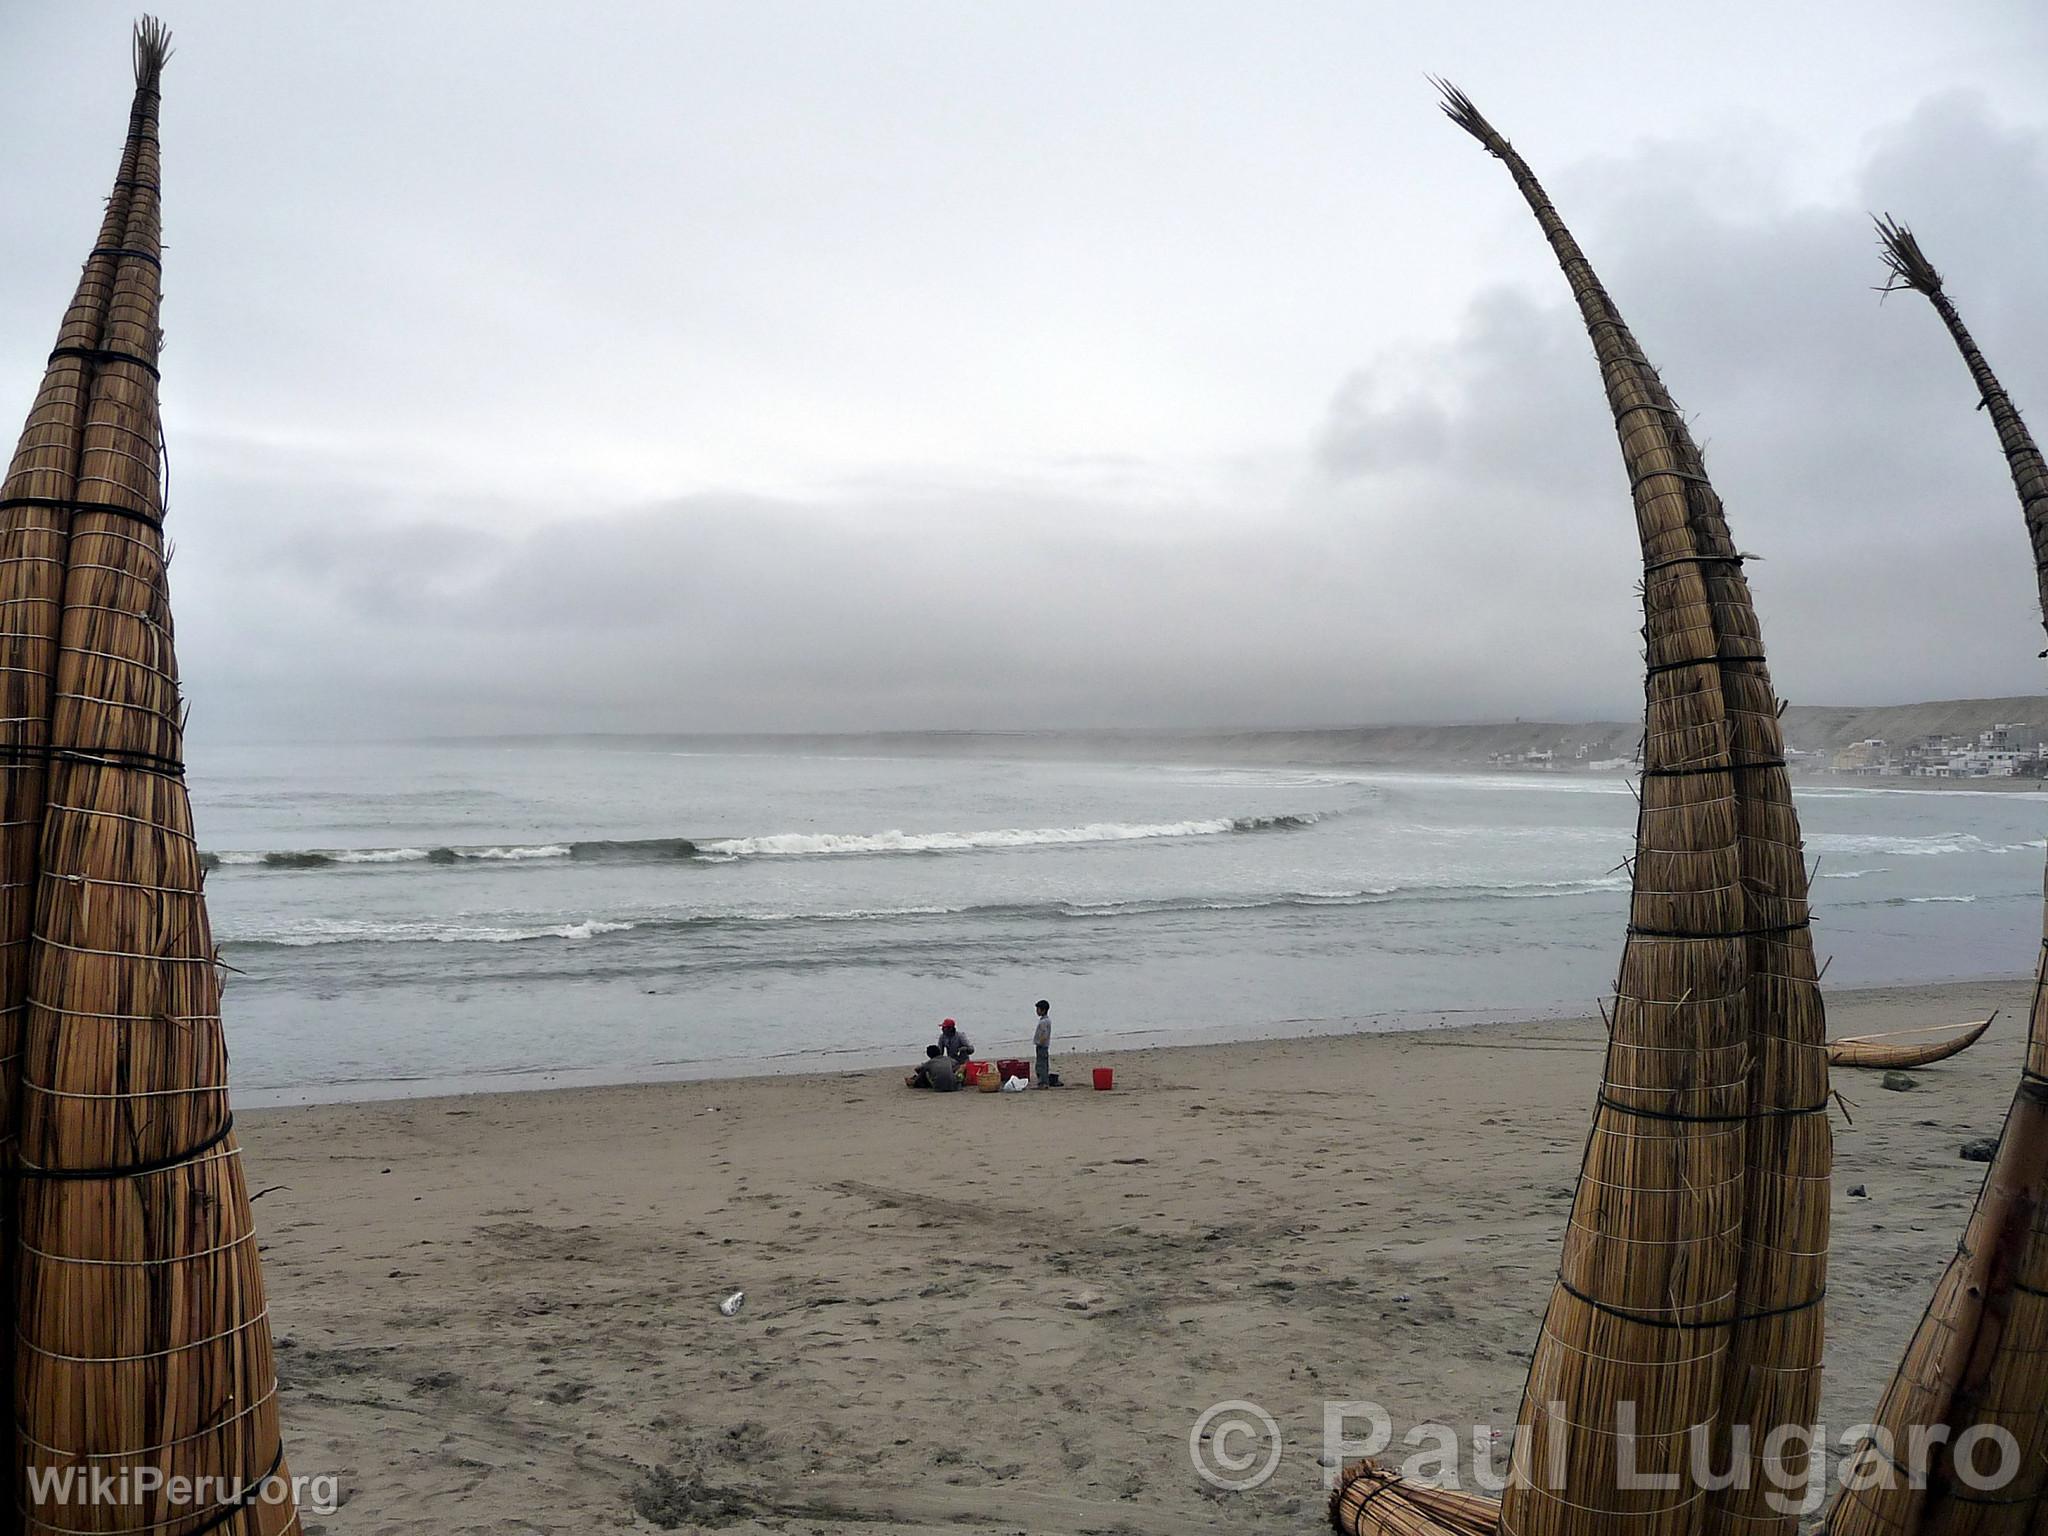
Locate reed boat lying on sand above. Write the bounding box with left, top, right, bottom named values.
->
left=1825, top=1013, right=1995, bottom=1070
left=1330, top=1461, right=1497, bottom=1536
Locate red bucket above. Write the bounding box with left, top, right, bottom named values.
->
left=1092, top=1067, right=1114, bottom=1091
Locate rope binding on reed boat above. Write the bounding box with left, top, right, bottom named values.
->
left=1638, top=757, right=1785, bottom=774
left=1554, top=1277, right=1825, bottom=1331
left=0, top=739, right=186, bottom=778
left=1594, top=1093, right=1829, bottom=1124
left=83, top=245, right=161, bottom=269
left=1625, top=918, right=1811, bottom=940
left=1631, top=465, right=1716, bottom=493
left=16, top=1113, right=232, bottom=1181
left=44, top=345, right=159, bottom=380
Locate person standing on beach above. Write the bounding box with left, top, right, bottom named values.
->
left=1033, top=999, right=1053, bottom=1087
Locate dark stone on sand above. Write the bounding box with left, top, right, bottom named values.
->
left=1848, top=1184, right=1868, bottom=1198
left=1881, top=1071, right=1917, bottom=1092
left=1962, top=1137, right=1999, bottom=1162
left=630, top=1467, right=750, bottom=1530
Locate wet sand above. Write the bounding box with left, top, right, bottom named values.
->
left=245, top=976, right=2034, bottom=1534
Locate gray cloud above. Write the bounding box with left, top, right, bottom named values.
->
left=4, top=8, right=2046, bottom=739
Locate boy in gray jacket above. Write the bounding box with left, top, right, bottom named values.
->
left=1033, top=999, right=1053, bottom=1087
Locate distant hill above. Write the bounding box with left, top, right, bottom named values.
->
left=1777, top=698, right=2048, bottom=754
left=491, top=696, right=2048, bottom=770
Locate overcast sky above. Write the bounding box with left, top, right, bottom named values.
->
left=2, top=2, right=2045, bottom=739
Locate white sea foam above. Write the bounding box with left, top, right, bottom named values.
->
left=206, top=816, right=1323, bottom=870
left=551, top=918, right=636, bottom=938
left=701, top=814, right=1316, bottom=859
left=256, top=917, right=637, bottom=946
left=1809, top=832, right=2037, bottom=858
left=1057, top=875, right=1627, bottom=919
left=219, top=866, right=1640, bottom=949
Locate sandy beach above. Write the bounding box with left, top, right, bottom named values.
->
left=244, top=975, right=2034, bottom=1534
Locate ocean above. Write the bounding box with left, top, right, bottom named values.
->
left=188, top=738, right=2047, bottom=1103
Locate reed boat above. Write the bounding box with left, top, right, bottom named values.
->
left=1822, top=218, right=2048, bottom=1536
left=1334, top=85, right=1834, bottom=1536
left=1825, top=1013, right=1994, bottom=1070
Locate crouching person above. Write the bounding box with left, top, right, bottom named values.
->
left=907, top=1044, right=960, bottom=1092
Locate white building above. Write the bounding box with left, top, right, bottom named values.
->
left=1948, top=749, right=2027, bottom=777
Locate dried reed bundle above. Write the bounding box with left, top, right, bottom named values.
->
left=1332, top=1461, right=1500, bottom=1536
left=1826, top=1015, right=1994, bottom=1071
left=1434, top=83, right=1831, bottom=1536
left=1435, top=82, right=1741, bottom=1536
left=0, top=22, right=176, bottom=1497
left=11, top=20, right=298, bottom=1535
left=1820, top=220, right=2048, bottom=1536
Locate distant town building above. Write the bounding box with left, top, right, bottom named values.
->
left=1883, top=723, right=2048, bottom=778
left=1831, top=738, right=1891, bottom=775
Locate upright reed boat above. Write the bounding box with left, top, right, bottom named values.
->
left=2, top=21, right=299, bottom=1534
left=1819, top=219, right=2048, bottom=1536
left=1335, top=85, right=1834, bottom=1536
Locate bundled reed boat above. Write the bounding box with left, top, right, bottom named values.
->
left=1332, top=1460, right=1499, bottom=1536
left=0, top=20, right=184, bottom=1497
left=1826, top=1014, right=1994, bottom=1071
left=1335, top=86, right=1835, bottom=1536
left=1819, top=220, right=2048, bottom=1536
left=3, top=21, right=299, bottom=1534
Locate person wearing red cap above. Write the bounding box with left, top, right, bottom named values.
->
left=936, top=1018, right=973, bottom=1064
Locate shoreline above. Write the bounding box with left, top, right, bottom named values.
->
left=231, top=997, right=1601, bottom=1109
left=233, top=976, right=2032, bottom=1109
left=248, top=974, right=2031, bottom=1532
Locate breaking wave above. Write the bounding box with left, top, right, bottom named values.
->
left=201, top=815, right=1325, bottom=871
left=696, top=813, right=1322, bottom=860
left=206, top=845, right=582, bottom=870
left=236, top=917, right=640, bottom=946
left=218, top=871, right=1626, bottom=949
left=1807, top=832, right=2044, bottom=858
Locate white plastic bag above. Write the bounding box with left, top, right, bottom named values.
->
left=999, top=1075, right=1029, bottom=1092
